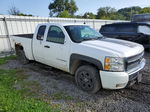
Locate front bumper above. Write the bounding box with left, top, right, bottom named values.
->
left=100, top=58, right=145, bottom=89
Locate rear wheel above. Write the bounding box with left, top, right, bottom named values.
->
left=15, top=46, right=29, bottom=64
left=75, top=65, right=101, bottom=93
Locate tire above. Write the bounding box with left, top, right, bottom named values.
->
left=15, top=47, right=29, bottom=64
left=75, top=65, right=101, bottom=93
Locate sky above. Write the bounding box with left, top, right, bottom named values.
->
left=0, top=0, right=150, bottom=17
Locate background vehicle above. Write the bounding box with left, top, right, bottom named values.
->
left=11, top=23, right=145, bottom=93
left=99, top=14, right=150, bottom=50
left=132, top=13, right=150, bottom=23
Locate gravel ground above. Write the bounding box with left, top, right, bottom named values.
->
left=0, top=52, right=150, bottom=112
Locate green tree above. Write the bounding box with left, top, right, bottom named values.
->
left=69, top=0, right=78, bottom=16
left=18, top=13, right=33, bottom=16
left=109, top=13, right=125, bottom=20
left=48, top=0, right=78, bottom=17
left=96, top=7, right=118, bottom=20
left=140, top=7, right=150, bottom=13
left=118, top=6, right=142, bottom=20
left=48, top=0, right=64, bottom=16
left=83, top=12, right=95, bottom=19
left=57, top=10, right=70, bottom=18
left=76, top=14, right=83, bottom=18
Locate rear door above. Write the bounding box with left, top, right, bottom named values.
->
left=33, top=25, right=47, bottom=62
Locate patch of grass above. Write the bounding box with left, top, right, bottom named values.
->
left=13, top=69, right=43, bottom=98
left=0, top=69, right=61, bottom=112
left=15, top=70, right=29, bottom=81
left=0, top=55, right=16, bottom=65
left=18, top=80, right=42, bottom=97
left=51, top=92, right=74, bottom=100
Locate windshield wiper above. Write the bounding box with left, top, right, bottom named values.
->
left=96, top=36, right=104, bottom=39
left=80, top=38, right=96, bottom=42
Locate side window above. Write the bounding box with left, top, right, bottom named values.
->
left=46, top=26, right=65, bottom=44
left=37, top=25, right=46, bottom=40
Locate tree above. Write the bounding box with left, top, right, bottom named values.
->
left=96, top=7, right=118, bottom=20
left=83, top=12, right=95, bottom=19
left=48, top=0, right=64, bottom=16
left=57, top=10, right=70, bottom=18
left=18, top=13, right=33, bottom=16
left=48, top=0, right=78, bottom=17
left=118, top=6, right=142, bottom=20
left=76, top=14, right=83, bottom=18
left=96, top=6, right=150, bottom=20
left=8, top=6, right=20, bottom=15
left=69, top=0, right=78, bottom=16
left=8, top=6, right=33, bottom=16
left=140, top=7, right=150, bottom=14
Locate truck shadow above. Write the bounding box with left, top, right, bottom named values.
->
left=24, top=59, right=150, bottom=103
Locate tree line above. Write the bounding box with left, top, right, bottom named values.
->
left=8, top=0, right=150, bottom=20
left=48, top=0, right=150, bottom=20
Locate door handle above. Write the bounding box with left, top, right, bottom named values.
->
left=44, top=45, right=50, bottom=48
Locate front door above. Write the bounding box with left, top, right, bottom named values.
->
left=43, top=25, right=68, bottom=71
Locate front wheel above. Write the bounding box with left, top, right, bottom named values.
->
left=75, top=65, right=101, bottom=93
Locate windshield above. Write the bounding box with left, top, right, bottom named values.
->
left=64, top=25, right=103, bottom=43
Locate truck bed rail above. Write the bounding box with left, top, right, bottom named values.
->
left=13, top=34, right=33, bottom=39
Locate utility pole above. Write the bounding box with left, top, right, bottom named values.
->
left=130, top=7, right=133, bottom=21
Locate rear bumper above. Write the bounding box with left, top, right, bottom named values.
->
left=100, top=58, right=145, bottom=89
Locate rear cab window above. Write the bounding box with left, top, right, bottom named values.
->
left=36, top=25, right=46, bottom=40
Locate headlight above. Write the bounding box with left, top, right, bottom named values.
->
left=104, top=56, right=125, bottom=72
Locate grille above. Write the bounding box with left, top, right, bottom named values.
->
left=126, top=51, right=144, bottom=71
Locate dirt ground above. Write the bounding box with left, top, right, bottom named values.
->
left=0, top=52, right=150, bottom=112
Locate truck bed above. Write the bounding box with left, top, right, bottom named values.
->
left=11, top=34, right=34, bottom=60
left=13, top=34, right=33, bottom=39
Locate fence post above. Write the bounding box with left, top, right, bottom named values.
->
left=3, top=17, right=14, bottom=54
left=47, top=18, right=50, bottom=22
left=93, top=20, right=95, bottom=29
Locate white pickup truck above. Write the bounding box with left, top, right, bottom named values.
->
left=11, top=23, right=146, bottom=93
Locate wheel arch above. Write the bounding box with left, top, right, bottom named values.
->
left=15, top=43, right=30, bottom=60
left=69, top=54, right=103, bottom=74
left=15, top=43, right=24, bottom=51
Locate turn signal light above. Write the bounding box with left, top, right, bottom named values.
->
left=104, top=57, right=110, bottom=70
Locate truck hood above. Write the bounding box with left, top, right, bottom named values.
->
left=81, top=38, right=144, bottom=57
